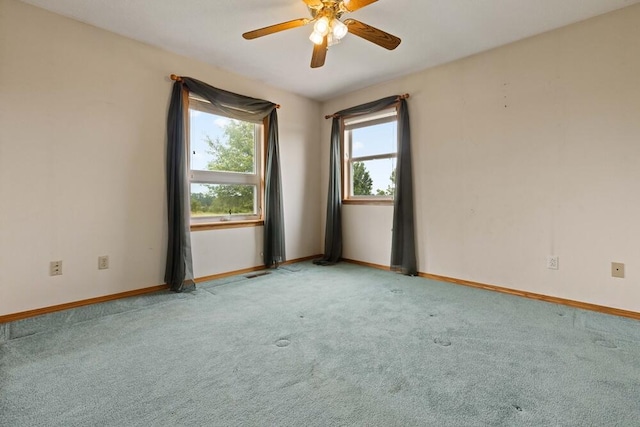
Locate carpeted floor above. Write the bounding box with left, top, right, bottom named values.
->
left=1, top=261, right=639, bottom=426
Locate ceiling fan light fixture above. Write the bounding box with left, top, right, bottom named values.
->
left=309, top=30, right=324, bottom=45
left=314, top=16, right=330, bottom=36
left=331, top=19, right=348, bottom=40
left=243, top=0, right=400, bottom=68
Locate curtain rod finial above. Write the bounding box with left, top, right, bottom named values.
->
left=170, top=74, right=182, bottom=82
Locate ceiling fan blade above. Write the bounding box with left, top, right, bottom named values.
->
left=344, top=19, right=401, bottom=50
left=310, top=36, right=328, bottom=68
left=342, top=0, right=378, bottom=12
left=243, top=18, right=310, bottom=40
left=302, top=0, right=323, bottom=7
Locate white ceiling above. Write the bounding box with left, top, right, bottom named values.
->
left=19, top=0, right=639, bottom=101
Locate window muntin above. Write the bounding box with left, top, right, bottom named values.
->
left=188, top=97, right=262, bottom=223
left=343, top=109, right=398, bottom=201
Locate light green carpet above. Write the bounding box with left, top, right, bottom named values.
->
left=1, top=262, right=639, bottom=426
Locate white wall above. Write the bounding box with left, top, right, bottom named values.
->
left=0, top=0, right=321, bottom=316
left=321, top=5, right=640, bottom=312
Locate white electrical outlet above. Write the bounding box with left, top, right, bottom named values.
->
left=546, top=256, right=559, bottom=270
left=98, top=256, right=109, bottom=270
left=50, top=260, right=62, bottom=276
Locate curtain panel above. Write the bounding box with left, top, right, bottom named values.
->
left=165, top=82, right=194, bottom=292
left=390, top=99, right=417, bottom=275
left=166, top=77, right=285, bottom=291
left=316, top=96, right=416, bottom=275
left=313, top=117, right=343, bottom=265
left=263, top=109, right=286, bottom=267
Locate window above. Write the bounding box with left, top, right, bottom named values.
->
left=188, top=96, right=263, bottom=225
left=343, top=108, right=398, bottom=202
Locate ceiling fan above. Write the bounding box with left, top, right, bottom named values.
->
left=242, top=0, right=401, bottom=68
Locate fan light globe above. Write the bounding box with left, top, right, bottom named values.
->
left=309, top=31, right=324, bottom=45
left=314, top=17, right=330, bottom=36
left=332, top=19, right=348, bottom=40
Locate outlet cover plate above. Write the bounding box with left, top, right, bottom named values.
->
left=49, top=261, right=62, bottom=276
left=98, top=256, right=109, bottom=270
left=546, top=255, right=559, bottom=270
left=611, top=262, right=624, bottom=278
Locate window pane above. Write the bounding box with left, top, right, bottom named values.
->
left=350, top=158, right=397, bottom=197
left=191, top=183, right=256, bottom=217
left=189, top=109, right=255, bottom=174
left=350, top=120, right=397, bottom=158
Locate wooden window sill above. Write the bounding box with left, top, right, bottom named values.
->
left=343, top=199, right=394, bottom=206
left=191, top=220, right=264, bottom=231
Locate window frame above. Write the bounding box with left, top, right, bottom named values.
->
left=341, top=107, right=398, bottom=205
left=186, top=94, right=267, bottom=230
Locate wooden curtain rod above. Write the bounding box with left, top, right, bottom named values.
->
left=169, top=74, right=280, bottom=109
left=324, top=93, right=410, bottom=119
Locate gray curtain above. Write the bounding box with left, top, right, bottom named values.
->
left=390, top=99, right=417, bottom=275
left=263, top=109, right=286, bottom=267
left=165, top=82, right=194, bottom=292
left=166, top=77, right=285, bottom=291
left=316, top=96, right=416, bottom=275
left=314, top=117, right=343, bottom=265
